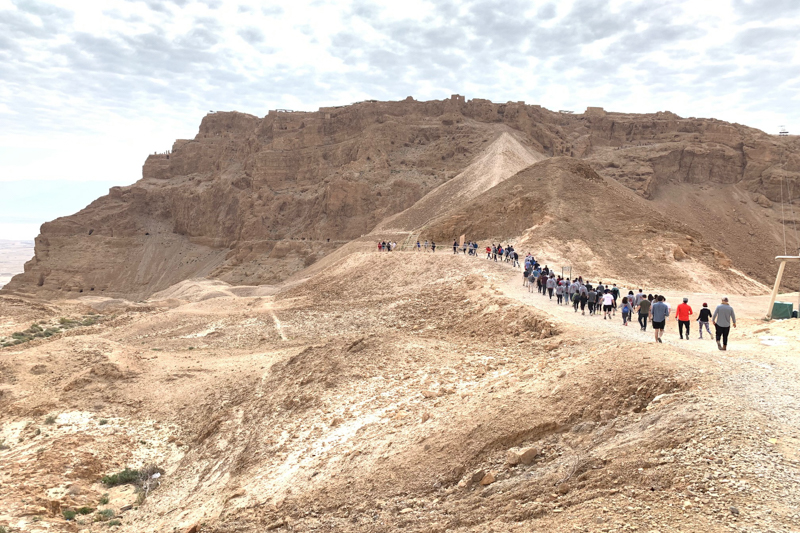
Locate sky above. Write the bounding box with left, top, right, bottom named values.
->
left=1, top=0, right=799, bottom=240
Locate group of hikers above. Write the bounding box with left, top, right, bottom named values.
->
left=379, top=238, right=739, bottom=350
left=377, top=241, right=399, bottom=252
left=519, top=254, right=738, bottom=350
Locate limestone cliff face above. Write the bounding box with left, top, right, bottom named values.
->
left=5, top=97, right=799, bottom=299
left=575, top=111, right=800, bottom=201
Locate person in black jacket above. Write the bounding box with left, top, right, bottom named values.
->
left=697, top=303, right=712, bottom=339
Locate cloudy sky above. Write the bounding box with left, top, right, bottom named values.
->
left=1, top=0, right=799, bottom=240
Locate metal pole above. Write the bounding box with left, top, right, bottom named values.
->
left=766, top=260, right=787, bottom=320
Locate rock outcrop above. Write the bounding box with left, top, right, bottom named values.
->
left=4, top=98, right=799, bottom=298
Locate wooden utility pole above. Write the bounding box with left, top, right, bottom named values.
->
left=765, top=255, right=800, bottom=319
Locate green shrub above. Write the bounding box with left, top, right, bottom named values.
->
left=63, top=509, right=77, bottom=520
left=99, top=493, right=110, bottom=505
left=44, top=415, right=56, bottom=425
left=76, top=506, right=94, bottom=515
left=108, top=519, right=122, bottom=526
left=95, top=509, right=115, bottom=522
left=99, top=419, right=108, bottom=425
left=0, top=525, right=7, bottom=533
left=82, top=318, right=97, bottom=326
left=12, top=332, right=28, bottom=339
left=101, top=468, right=139, bottom=487
left=29, top=324, right=43, bottom=332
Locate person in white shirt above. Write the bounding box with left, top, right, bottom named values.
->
left=602, top=290, right=615, bottom=320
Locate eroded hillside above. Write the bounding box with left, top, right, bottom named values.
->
left=1, top=253, right=799, bottom=533
left=4, top=97, right=799, bottom=300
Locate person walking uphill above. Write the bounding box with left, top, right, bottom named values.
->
left=697, top=303, right=712, bottom=339
left=650, top=295, right=669, bottom=343
left=712, top=297, right=737, bottom=351
left=636, top=297, right=651, bottom=331
left=676, top=298, right=693, bottom=340
left=546, top=276, right=556, bottom=299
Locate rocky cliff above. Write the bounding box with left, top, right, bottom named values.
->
left=5, top=97, right=799, bottom=298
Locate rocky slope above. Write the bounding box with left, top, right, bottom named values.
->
left=1, top=254, right=799, bottom=533
left=421, top=157, right=774, bottom=293
left=4, top=97, right=799, bottom=299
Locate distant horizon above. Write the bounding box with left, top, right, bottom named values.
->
left=0, top=180, right=121, bottom=241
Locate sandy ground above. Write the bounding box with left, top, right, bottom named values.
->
left=1, top=251, right=799, bottom=533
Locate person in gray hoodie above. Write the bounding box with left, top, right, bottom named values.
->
left=712, top=297, right=737, bottom=351
left=650, top=295, right=670, bottom=343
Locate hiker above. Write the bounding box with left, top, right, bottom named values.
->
left=712, top=297, right=737, bottom=351
left=555, top=281, right=564, bottom=304
left=431, top=241, right=436, bottom=252
left=602, top=290, right=614, bottom=320
left=579, top=286, right=589, bottom=315
left=486, top=245, right=492, bottom=259
left=587, top=287, right=597, bottom=315
left=529, top=268, right=539, bottom=293
left=546, top=275, right=557, bottom=299
left=634, top=289, right=645, bottom=307
left=572, top=290, right=580, bottom=312
left=676, top=298, right=693, bottom=340
left=636, top=296, right=651, bottom=331
left=611, top=284, right=620, bottom=314
left=378, top=241, right=383, bottom=252
left=424, top=240, right=429, bottom=251
left=416, top=240, right=421, bottom=252
left=569, top=280, right=578, bottom=307
left=621, top=296, right=631, bottom=326
left=453, top=240, right=458, bottom=254
left=697, top=303, right=712, bottom=339
left=650, top=295, right=669, bottom=343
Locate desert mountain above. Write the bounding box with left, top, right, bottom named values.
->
left=4, top=96, right=800, bottom=299
left=2, top=98, right=800, bottom=533
left=420, top=157, right=771, bottom=293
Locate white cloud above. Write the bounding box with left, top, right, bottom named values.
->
left=0, top=0, right=798, bottom=236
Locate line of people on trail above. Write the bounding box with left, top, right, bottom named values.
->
left=377, top=237, right=738, bottom=350
left=484, top=243, right=521, bottom=267
left=377, top=241, right=398, bottom=252
left=522, top=256, right=737, bottom=350
left=450, top=240, right=481, bottom=255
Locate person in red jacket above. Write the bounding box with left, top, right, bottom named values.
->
left=676, top=297, right=693, bottom=340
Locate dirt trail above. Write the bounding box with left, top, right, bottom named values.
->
left=2, top=251, right=800, bottom=532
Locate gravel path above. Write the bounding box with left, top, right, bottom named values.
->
left=486, top=259, right=800, bottom=531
